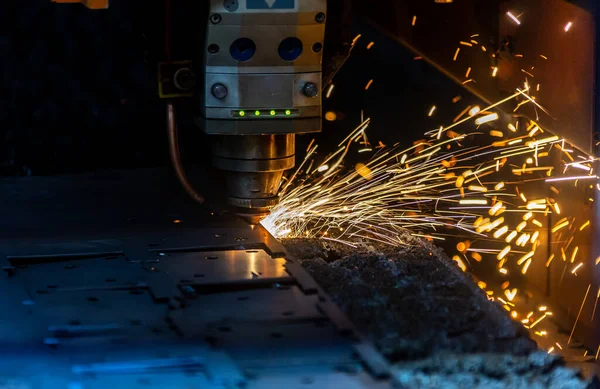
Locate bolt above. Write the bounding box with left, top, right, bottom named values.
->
left=302, top=82, right=319, bottom=98
left=223, top=0, right=239, bottom=12
left=211, top=83, right=228, bottom=99
left=210, top=13, right=222, bottom=24
left=312, top=42, right=323, bottom=53
left=208, top=44, right=220, bottom=54
left=315, top=12, right=326, bottom=23
left=174, top=68, right=196, bottom=92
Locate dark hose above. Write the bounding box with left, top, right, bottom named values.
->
left=167, top=102, right=205, bottom=205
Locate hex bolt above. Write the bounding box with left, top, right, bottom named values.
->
left=315, top=12, right=325, bottom=23
left=211, top=83, right=228, bottom=99
left=302, top=82, right=319, bottom=98
left=210, top=13, right=222, bottom=24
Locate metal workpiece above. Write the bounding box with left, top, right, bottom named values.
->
left=0, top=169, right=395, bottom=389
left=212, top=134, right=295, bottom=222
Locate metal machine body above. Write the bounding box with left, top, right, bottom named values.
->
left=200, top=0, right=326, bottom=222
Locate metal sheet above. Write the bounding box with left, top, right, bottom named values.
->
left=170, top=284, right=323, bottom=324
left=7, top=254, right=143, bottom=293
left=142, top=249, right=288, bottom=285
left=0, top=168, right=394, bottom=388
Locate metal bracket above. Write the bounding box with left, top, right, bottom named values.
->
left=158, top=61, right=196, bottom=99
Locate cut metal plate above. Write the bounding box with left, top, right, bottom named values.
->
left=169, top=285, right=324, bottom=331
left=0, top=168, right=397, bottom=388
left=6, top=253, right=143, bottom=293
left=143, top=248, right=287, bottom=284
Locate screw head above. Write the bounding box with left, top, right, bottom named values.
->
left=223, top=0, right=239, bottom=12
left=173, top=68, right=196, bottom=91
left=208, top=44, right=220, bottom=54
left=312, top=42, right=323, bottom=53
left=302, top=82, right=319, bottom=98
left=315, top=12, right=326, bottom=23
left=210, top=13, right=222, bottom=24
left=211, top=83, right=228, bottom=99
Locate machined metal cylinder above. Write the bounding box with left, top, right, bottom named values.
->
left=212, top=134, right=295, bottom=222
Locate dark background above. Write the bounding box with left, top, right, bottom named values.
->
left=0, top=0, right=482, bottom=177
left=1, top=0, right=195, bottom=175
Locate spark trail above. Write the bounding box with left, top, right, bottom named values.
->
left=262, top=13, right=600, bottom=355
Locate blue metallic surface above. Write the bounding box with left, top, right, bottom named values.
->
left=0, top=168, right=396, bottom=388
left=246, top=0, right=295, bottom=10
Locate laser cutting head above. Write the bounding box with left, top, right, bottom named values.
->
left=199, top=0, right=326, bottom=223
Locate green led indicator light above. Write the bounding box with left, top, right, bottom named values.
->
left=254, top=110, right=261, bottom=116
left=270, top=110, right=276, bottom=116
left=239, top=110, right=246, bottom=117
left=285, top=110, right=291, bottom=116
